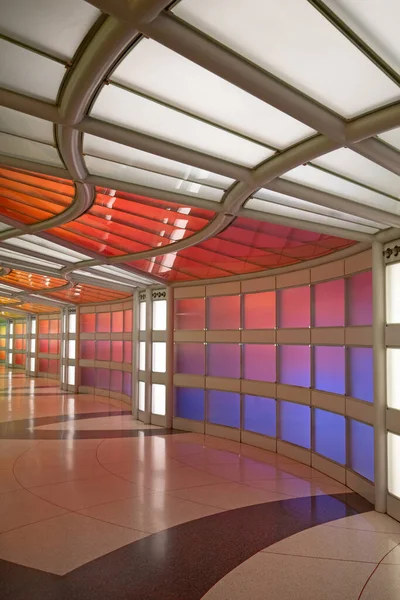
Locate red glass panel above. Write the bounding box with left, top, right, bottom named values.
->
left=174, top=298, right=205, bottom=330
left=0, top=350, right=6, bottom=361
left=112, top=311, right=123, bottom=333
left=97, top=312, right=111, bottom=333
left=38, top=358, right=48, bottom=372
left=49, top=339, right=59, bottom=355
left=39, top=320, right=49, bottom=335
left=314, top=279, right=345, bottom=327
left=208, top=295, right=241, bottom=330
left=96, top=341, right=111, bottom=361
left=80, top=313, right=96, bottom=333
left=347, top=271, right=372, bottom=326
left=278, top=286, right=310, bottom=328
left=124, top=341, right=132, bottom=363
left=124, top=309, right=133, bottom=333
left=80, top=340, right=95, bottom=360
left=96, top=367, right=110, bottom=390
left=81, top=367, right=95, bottom=387
left=49, top=319, right=59, bottom=334
left=111, top=341, right=123, bottom=363
left=39, top=339, right=49, bottom=353
left=244, top=291, right=276, bottom=329
left=110, top=370, right=123, bottom=393
left=48, top=359, right=59, bottom=374
left=15, top=338, right=24, bottom=350
left=14, top=353, right=24, bottom=365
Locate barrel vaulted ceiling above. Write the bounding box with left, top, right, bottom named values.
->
left=0, top=0, right=399, bottom=313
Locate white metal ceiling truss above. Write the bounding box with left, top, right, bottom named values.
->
left=0, top=0, right=400, bottom=308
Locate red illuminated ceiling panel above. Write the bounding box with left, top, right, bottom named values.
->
left=127, top=217, right=355, bottom=282
left=0, top=168, right=74, bottom=226
left=49, top=283, right=130, bottom=304
left=49, top=188, right=214, bottom=257
left=0, top=270, right=66, bottom=291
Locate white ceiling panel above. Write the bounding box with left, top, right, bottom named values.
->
left=0, top=106, right=54, bottom=145
left=83, top=134, right=234, bottom=189
left=313, top=148, right=400, bottom=198
left=174, top=0, right=400, bottom=117
left=0, top=38, right=65, bottom=101
left=6, top=236, right=91, bottom=262
left=0, top=132, right=62, bottom=167
left=379, top=128, right=400, bottom=152
left=90, top=84, right=274, bottom=167
left=0, top=248, right=61, bottom=268
left=112, top=38, right=314, bottom=149
left=86, top=155, right=224, bottom=202
left=0, top=0, right=101, bottom=61
left=283, top=164, right=400, bottom=214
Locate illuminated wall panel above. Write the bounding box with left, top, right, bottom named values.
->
left=280, top=401, right=311, bottom=449
left=208, top=295, right=240, bottom=330
left=243, top=344, right=276, bottom=382
left=314, top=346, right=345, bottom=395
left=388, top=432, right=400, bottom=499
left=97, top=312, right=111, bottom=333
left=39, top=339, right=49, bottom=353
left=39, top=320, right=49, bottom=335
left=279, top=345, right=310, bottom=388
left=243, top=395, right=276, bottom=437
left=38, top=358, right=48, bottom=372
left=124, top=341, right=132, bottom=363
left=174, top=387, right=205, bottom=421
left=139, top=381, right=145, bottom=411
left=80, top=340, right=95, bottom=360
left=349, top=347, right=373, bottom=403
left=81, top=366, right=95, bottom=386
left=175, top=343, right=205, bottom=375
left=49, top=319, right=59, bottom=334
left=347, top=271, right=372, bottom=326
left=314, top=279, right=345, bottom=327
left=124, top=309, right=133, bottom=332
left=314, top=409, right=346, bottom=464
left=110, top=370, right=123, bottom=393
left=244, top=291, right=276, bottom=329
left=349, top=420, right=374, bottom=482
left=207, top=343, right=240, bottom=378
left=96, top=367, right=110, bottom=389
left=386, top=263, right=400, bottom=324
left=152, top=342, right=166, bottom=373
left=153, top=300, right=167, bottom=331
left=207, top=390, right=240, bottom=428
left=387, top=348, right=400, bottom=410
left=175, top=298, right=205, bottom=330
left=278, top=286, right=310, bottom=328
left=123, top=372, right=132, bottom=397
left=111, top=341, right=123, bottom=363
left=96, top=340, right=111, bottom=361
left=112, top=311, right=123, bottom=333
left=80, top=313, right=96, bottom=333
left=152, top=384, right=166, bottom=415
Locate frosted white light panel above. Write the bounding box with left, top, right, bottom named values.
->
left=388, top=432, right=400, bottom=499
left=152, top=342, right=166, bottom=373
left=69, top=313, right=76, bottom=334
left=8, top=353, right=12, bottom=365
left=386, top=263, right=400, bottom=324
left=139, top=302, right=146, bottom=331
left=153, top=300, right=167, bottom=331
left=113, top=38, right=313, bottom=148
left=91, top=85, right=273, bottom=167
left=0, top=107, right=54, bottom=145
left=30, top=358, right=35, bottom=372
left=387, top=349, right=400, bottom=409
left=30, top=339, right=35, bottom=353
left=9, top=323, right=13, bottom=334
left=0, top=133, right=62, bottom=167
left=68, top=340, right=76, bottom=360
left=139, top=381, right=145, bottom=412
left=9, top=338, right=13, bottom=350
left=68, top=366, right=75, bottom=386
left=31, top=319, right=36, bottom=335
left=152, top=384, right=166, bottom=416
left=139, top=342, right=146, bottom=371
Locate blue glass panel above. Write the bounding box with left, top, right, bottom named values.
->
left=349, top=347, right=373, bottom=403
left=174, top=387, right=204, bottom=421
left=314, top=346, right=345, bottom=395
left=314, top=409, right=346, bottom=464
left=243, top=395, right=276, bottom=437
left=207, top=390, right=240, bottom=428
left=280, top=401, right=310, bottom=449
left=349, top=420, right=374, bottom=482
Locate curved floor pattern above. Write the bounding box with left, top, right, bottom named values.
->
left=0, top=368, right=399, bottom=599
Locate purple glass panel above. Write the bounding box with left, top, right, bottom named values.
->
left=174, top=387, right=205, bottom=421
left=349, top=420, right=374, bottom=481
left=80, top=340, right=95, bottom=360
left=243, top=395, right=276, bottom=436
left=175, top=343, right=205, bottom=375
left=279, top=345, right=310, bottom=388
left=207, top=343, right=240, bottom=378
left=278, top=286, right=310, bottom=328
left=111, top=341, right=123, bottom=363
left=208, top=295, right=241, bottom=330
left=244, top=291, right=276, bottom=329
left=80, top=366, right=95, bottom=386
left=110, top=370, right=123, bottom=393
left=280, top=401, right=310, bottom=448
left=348, top=347, right=373, bottom=403
left=207, top=390, right=240, bottom=428
left=175, top=298, right=205, bottom=330
left=243, top=344, right=276, bottom=382
left=314, top=279, right=345, bottom=327
left=123, top=371, right=132, bottom=396
left=314, top=346, right=345, bottom=395
left=314, top=409, right=346, bottom=464
left=96, top=367, right=110, bottom=390
left=96, top=340, right=110, bottom=361
left=347, top=271, right=372, bottom=326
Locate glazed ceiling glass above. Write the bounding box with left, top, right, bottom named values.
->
left=0, top=0, right=399, bottom=306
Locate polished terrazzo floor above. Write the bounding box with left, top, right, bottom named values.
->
left=0, top=368, right=399, bottom=599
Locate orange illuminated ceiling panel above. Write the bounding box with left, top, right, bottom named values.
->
left=127, top=217, right=355, bottom=282
left=0, top=168, right=74, bottom=227
left=0, top=270, right=66, bottom=291
left=49, top=188, right=214, bottom=257
left=18, top=303, right=60, bottom=313
left=49, top=283, right=130, bottom=304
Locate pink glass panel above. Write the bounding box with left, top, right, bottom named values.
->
left=39, top=339, right=49, bottom=353
left=111, top=341, right=123, bottom=363
left=279, top=345, right=311, bottom=388
left=243, top=344, right=276, bottom=382
left=174, top=298, right=205, bottom=330
left=110, top=370, right=123, bottom=393
left=244, top=291, right=276, bottom=329
left=123, top=371, right=132, bottom=396
left=97, top=312, right=111, bottom=333
left=38, top=358, right=48, bottom=372
left=112, top=311, right=123, bottom=333
left=314, top=279, right=345, bottom=327
left=279, top=286, right=310, bottom=328
left=96, top=367, right=110, bottom=389
left=39, top=320, right=49, bottom=334
left=347, top=270, right=372, bottom=326
left=314, top=346, right=345, bottom=394
left=48, top=359, right=59, bottom=374
left=207, top=344, right=240, bottom=378
left=49, top=319, right=59, bottom=334
left=124, top=309, right=133, bottom=332
left=175, top=343, right=205, bottom=375
left=80, top=313, right=96, bottom=333
left=81, top=366, right=95, bottom=386
left=124, top=341, right=132, bottom=364
left=96, top=341, right=110, bottom=361
left=208, top=295, right=241, bottom=330
left=80, top=340, right=95, bottom=360
left=49, top=339, right=59, bottom=355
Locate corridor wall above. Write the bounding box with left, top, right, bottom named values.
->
left=172, top=250, right=375, bottom=503
left=37, top=313, right=61, bottom=379
left=79, top=300, right=133, bottom=404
